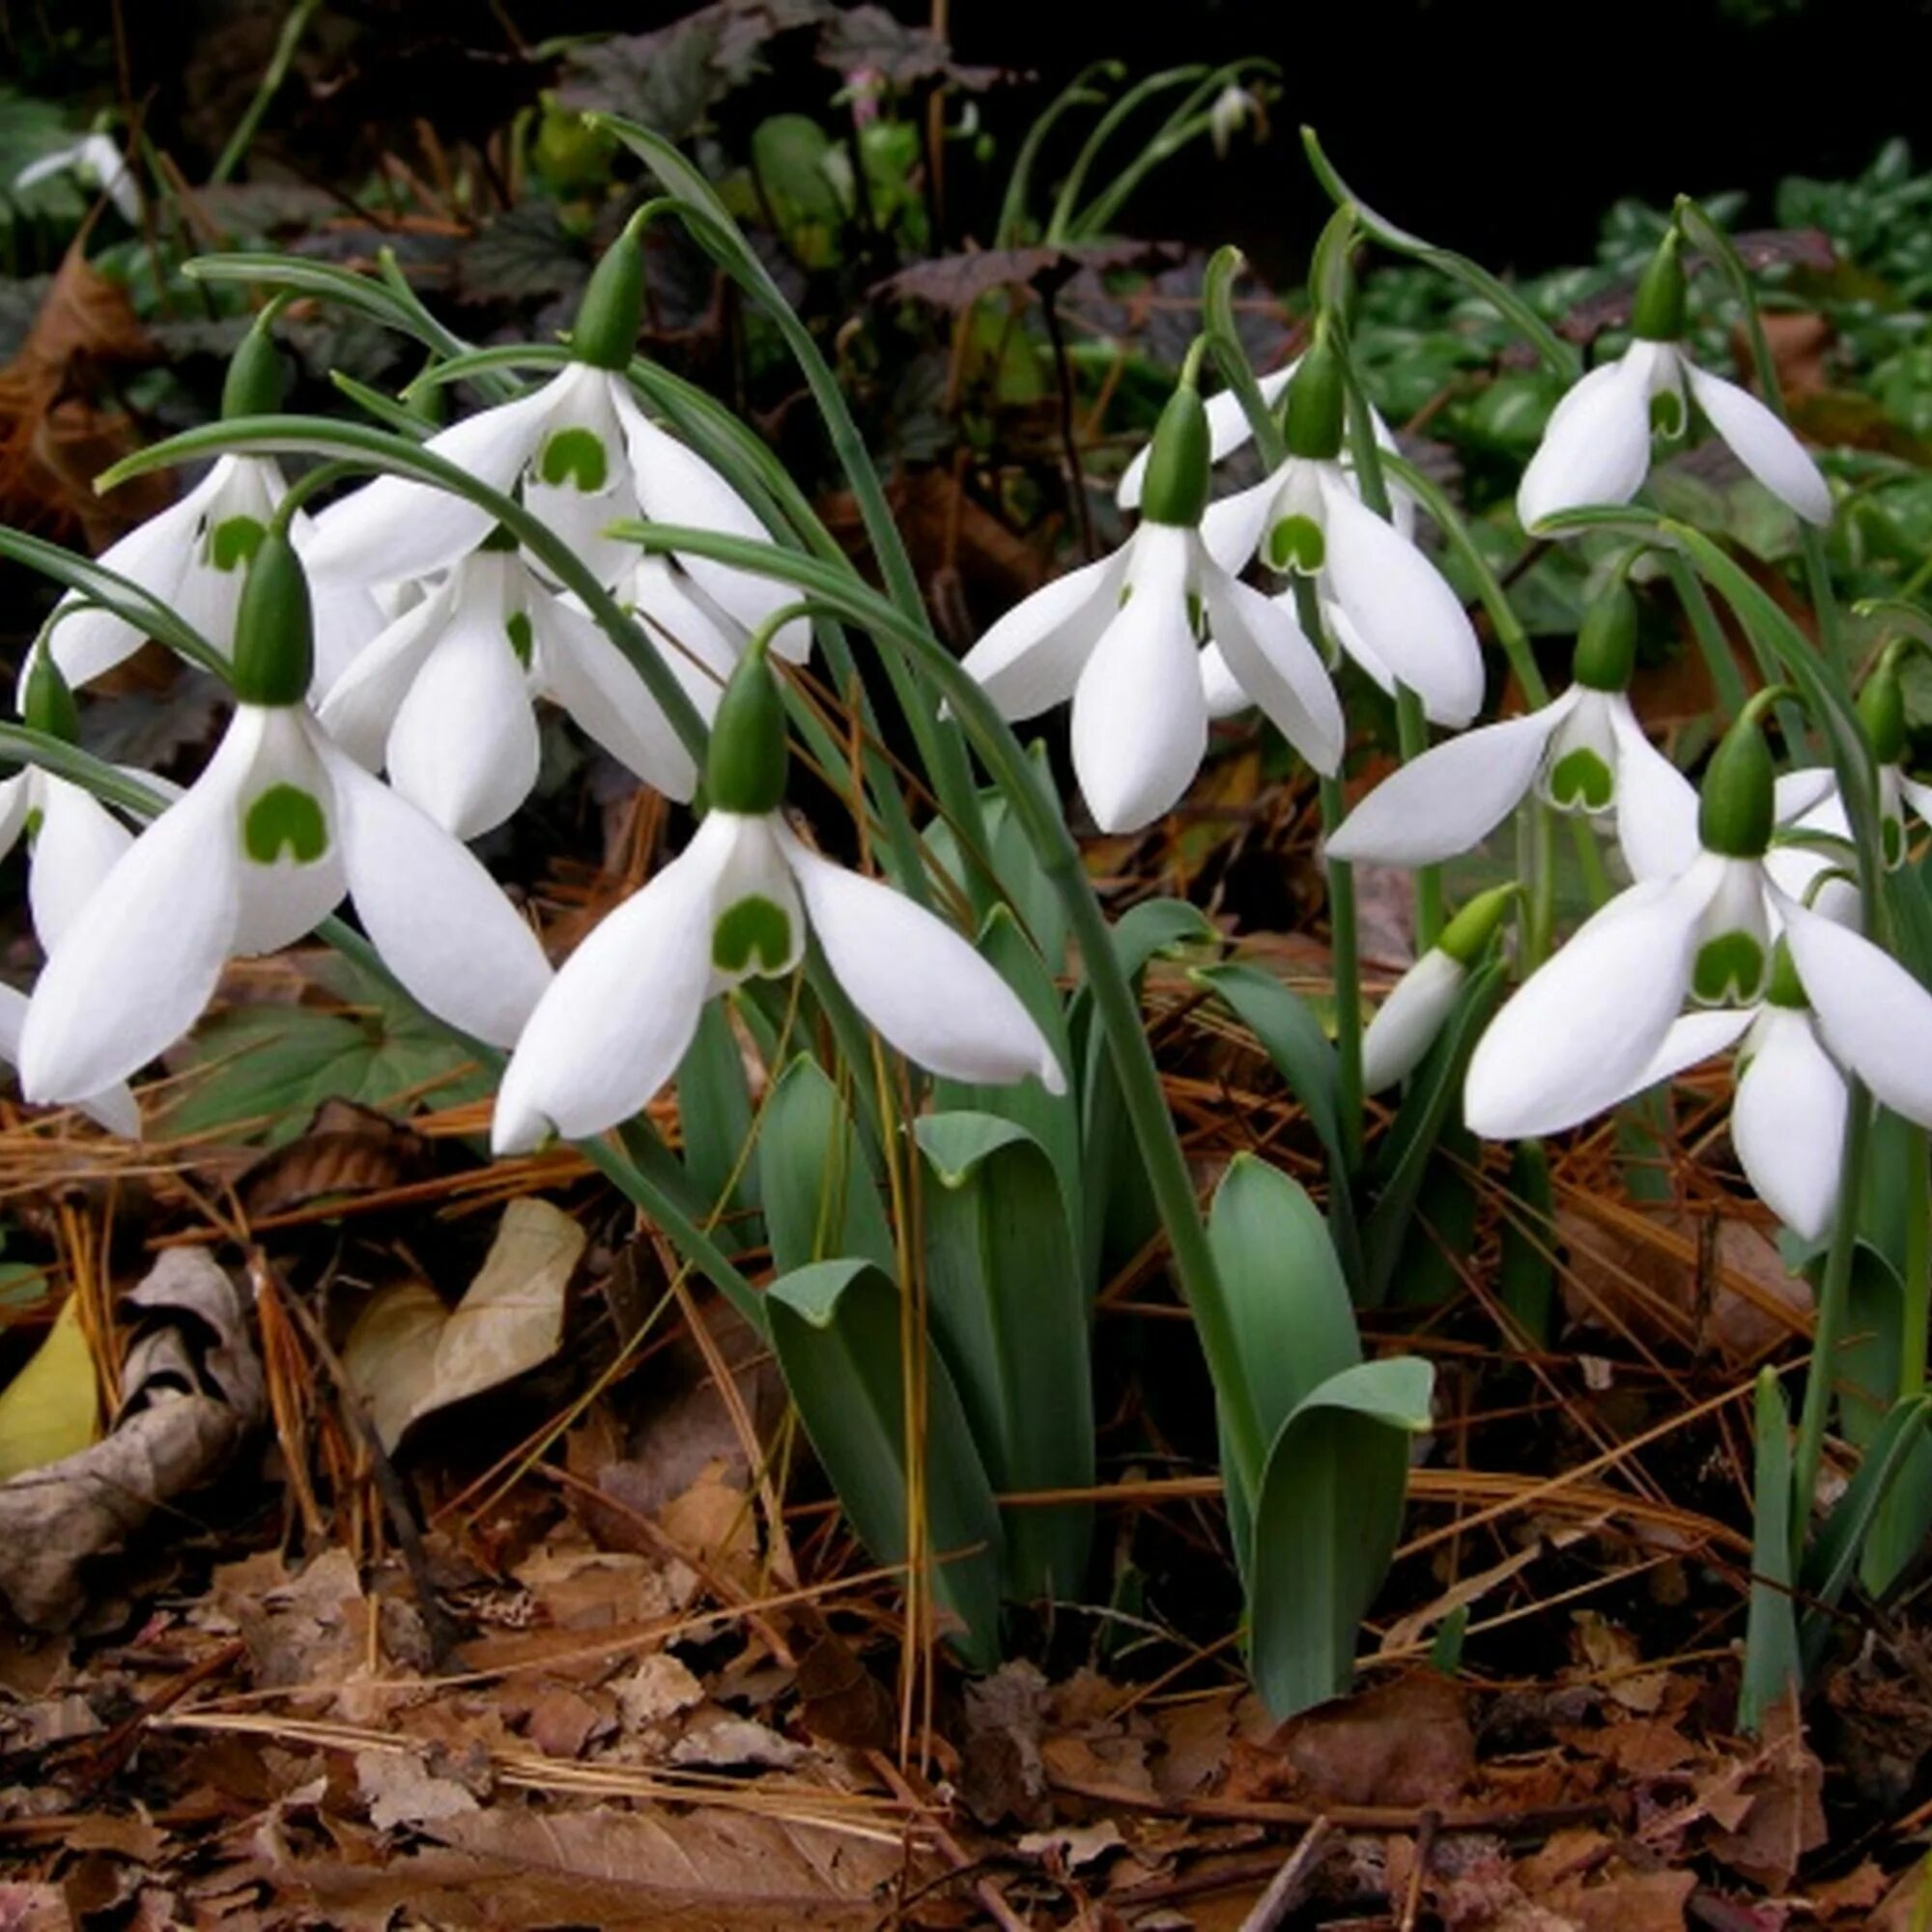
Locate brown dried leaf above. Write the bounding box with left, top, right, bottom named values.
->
left=422, top=1803, right=905, bottom=1919
left=237, top=1098, right=427, bottom=1219
left=1271, top=1671, right=1476, bottom=1809
left=795, top=1633, right=896, bottom=1753
left=0, top=1251, right=263, bottom=1630
left=355, top=1749, right=481, bottom=1833
left=872, top=240, right=1183, bottom=311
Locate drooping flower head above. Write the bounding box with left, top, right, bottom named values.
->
left=1327, top=580, right=1699, bottom=883
left=1189, top=335, right=1484, bottom=730
left=303, top=213, right=807, bottom=657
left=21, top=533, right=553, bottom=1107
left=1518, top=226, right=1833, bottom=534
left=961, top=350, right=1342, bottom=834
left=494, top=640, right=1065, bottom=1151
left=36, top=318, right=385, bottom=698
left=318, top=529, right=749, bottom=838
left=1463, top=700, right=1789, bottom=1140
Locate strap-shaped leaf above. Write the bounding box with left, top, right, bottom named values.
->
left=757, top=1057, right=893, bottom=1279
left=766, top=1258, right=1004, bottom=1668
left=1739, top=1369, right=1801, bottom=1735
left=1247, top=1355, right=1434, bottom=1718
left=915, top=1112, right=1093, bottom=1602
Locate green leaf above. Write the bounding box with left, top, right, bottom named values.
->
left=674, top=996, right=761, bottom=1229
left=1247, top=1355, right=1435, bottom=1719
left=163, top=969, right=492, bottom=1148
left=934, top=905, right=1080, bottom=1242
left=1801, top=1394, right=1932, bottom=1661
left=1499, top=1139, right=1557, bottom=1347
left=1387, top=1133, right=1483, bottom=1310
left=914, top=1112, right=1093, bottom=1602
left=756, top=1057, right=893, bottom=1277
left=766, top=1258, right=1005, bottom=1668
left=1208, top=1155, right=1360, bottom=1566
left=1739, top=1369, right=1801, bottom=1735
left=1193, top=963, right=1343, bottom=1175
left=1361, top=960, right=1504, bottom=1308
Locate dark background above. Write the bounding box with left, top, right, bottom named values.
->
left=51, top=0, right=1932, bottom=271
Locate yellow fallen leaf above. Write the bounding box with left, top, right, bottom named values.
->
left=0, top=1298, right=100, bottom=1481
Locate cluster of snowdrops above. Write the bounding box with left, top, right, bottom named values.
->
left=7, top=210, right=1929, bottom=1275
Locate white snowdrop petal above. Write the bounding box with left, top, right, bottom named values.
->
left=1684, top=364, right=1833, bottom=526
left=1325, top=698, right=1575, bottom=867
left=1605, top=696, right=1700, bottom=882
left=27, top=777, right=133, bottom=958
left=1783, top=902, right=1932, bottom=1125
left=1516, top=348, right=1657, bottom=531
left=1317, top=470, right=1484, bottom=726
left=1626, top=1006, right=1755, bottom=1094
left=1362, top=950, right=1465, bottom=1094
left=492, top=816, right=734, bottom=1150
left=0, top=984, right=139, bottom=1137
left=1199, top=470, right=1286, bottom=575
left=616, top=392, right=810, bottom=660
left=958, top=551, right=1120, bottom=720
left=535, top=596, right=699, bottom=800
left=1463, top=867, right=1717, bottom=1140
left=1201, top=573, right=1344, bottom=775
left=18, top=749, right=246, bottom=1101
left=781, top=836, right=1064, bottom=1092
left=1732, top=1009, right=1847, bottom=1240
left=1199, top=642, right=1250, bottom=719
left=303, top=377, right=565, bottom=582
left=385, top=592, right=541, bottom=839
left=323, top=739, right=552, bottom=1048
left=1069, top=528, right=1208, bottom=833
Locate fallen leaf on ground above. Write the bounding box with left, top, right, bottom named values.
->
left=0, top=1250, right=264, bottom=1628
left=0, top=1296, right=99, bottom=1482
left=345, top=1197, right=584, bottom=1451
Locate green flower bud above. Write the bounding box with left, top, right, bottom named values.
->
left=222, top=321, right=288, bottom=419
left=1573, top=582, right=1638, bottom=693
left=1630, top=230, right=1688, bottom=344
left=21, top=648, right=80, bottom=744
left=705, top=649, right=788, bottom=813
left=231, top=531, right=315, bottom=706
left=1437, top=883, right=1520, bottom=967
left=1137, top=385, right=1211, bottom=527
left=1859, top=658, right=1906, bottom=767
left=570, top=213, right=648, bottom=372
left=1698, top=707, right=1776, bottom=858
left=1284, top=337, right=1346, bottom=461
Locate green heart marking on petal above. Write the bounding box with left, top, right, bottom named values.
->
left=210, top=514, right=268, bottom=573
left=538, top=427, right=610, bottom=493
left=506, top=611, right=534, bottom=669
left=1692, top=930, right=1766, bottom=1005
left=1266, top=514, right=1324, bottom=574
left=711, top=895, right=793, bottom=975
left=22, top=806, right=43, bottom=842
left=1650, top=390, right=1687, bottom=440
left=1884, top=814, right=1904, bottom=867
left=1548, top=746, right=1614, bottom=811
left=243, top=782, right=329, bottom=865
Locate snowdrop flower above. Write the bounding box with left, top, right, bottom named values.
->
left=1208, top=81, right=1266, bottom=158
left=1189, top=341, right=1482, bottom=727
left=1362, top=886, right=1517, bottom=1093
left=39, top=324, right=384, bottom=697
left=961, top=364, right=1343, bottom=833
left=1518, top=228, right=1832, bottom=533
left=302, top=217, right=806, bottom=656
left=1117, top=364, right=1411, bottom=538
left=1464, top=705, right=1785, bottom=1140
left=319, top=537, right=748, bottom=838
left=14, top=130, right=141, bottom=224
left=1327, top=584, right=1698, bottom=882
left=494, top=647, right=1064, bottom=1151
left=19, top=536, right=553, bottom=1106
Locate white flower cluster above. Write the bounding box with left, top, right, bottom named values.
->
left=7, top=296, right=1064, bottom=1146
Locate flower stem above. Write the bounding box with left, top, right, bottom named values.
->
left=1901, top=1125, right=1930, bottom=1403
left=1792, top=1076, right=1875, bottom=1567
left=209, top=0, right=321, bottom=186
left=1395, top=684, right=1442, bottom=952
